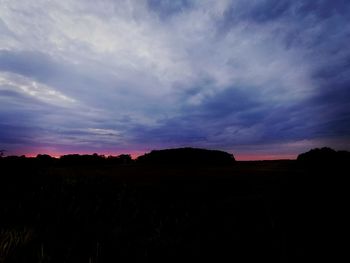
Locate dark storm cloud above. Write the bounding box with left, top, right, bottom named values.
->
left=221, top=0, right=291, bottom=25
left=248, top=0, right=350, bottom=146
left=295, top=0, right=350, bottom=18
left=130, top=87, right=292, bottom=147
left=222, top=0, right=350, bottom=24
left=0, top=124, right=34, bottom=145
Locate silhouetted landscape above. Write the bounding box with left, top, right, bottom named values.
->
left=0, top=147, right=348, bottom=262
left=2, top=0, right=350, bottom=261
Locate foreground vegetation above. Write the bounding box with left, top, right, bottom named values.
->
left=0, top=148, right=347, bottom=262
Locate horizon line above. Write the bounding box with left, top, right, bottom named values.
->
left=1, top=150, right=298, bottom=161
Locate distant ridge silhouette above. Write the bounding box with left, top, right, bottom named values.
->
left=1, top=147, right=349, bottom=164
left=136, top=147, right=235, bottom=165
left=297, top=147, right=350, bottom=167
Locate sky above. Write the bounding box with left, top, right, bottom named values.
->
left=0, top=0, right=350, bottom=160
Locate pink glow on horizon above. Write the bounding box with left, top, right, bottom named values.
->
left=235, top=153, right=297, bottom=161
left=11, top=149, right=297, bottom=161
left=17, top=150, right=144, bottom=159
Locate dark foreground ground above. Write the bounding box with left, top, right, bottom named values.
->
left=0, top=160, right=346, bottom=262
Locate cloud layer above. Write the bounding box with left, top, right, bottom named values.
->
left=1, top=0, right=349, bottom=158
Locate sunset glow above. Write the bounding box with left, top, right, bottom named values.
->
left=1, top=0, right=350, bottom=159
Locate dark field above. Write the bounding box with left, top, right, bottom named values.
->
left=0, top=160, right=345, bottom=262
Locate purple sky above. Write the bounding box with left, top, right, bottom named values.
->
left=1, top=0, right=350, bottom=160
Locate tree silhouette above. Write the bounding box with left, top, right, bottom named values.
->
left=136, top=147, right=235, bottom=165
left=297, top=147, right=350, bottom=170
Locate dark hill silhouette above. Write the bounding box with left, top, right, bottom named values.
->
left=297, top=147, right=350, bottom=166
left=297, top=147, right=337, bottom=163
left=136, top=147, right=235, bottom=165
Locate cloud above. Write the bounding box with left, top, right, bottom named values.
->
left=0, top=0, right=349, bottom=157
left=0, top=72, right=76, bottom=106
left=147, top=0, right=193, bottom=17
